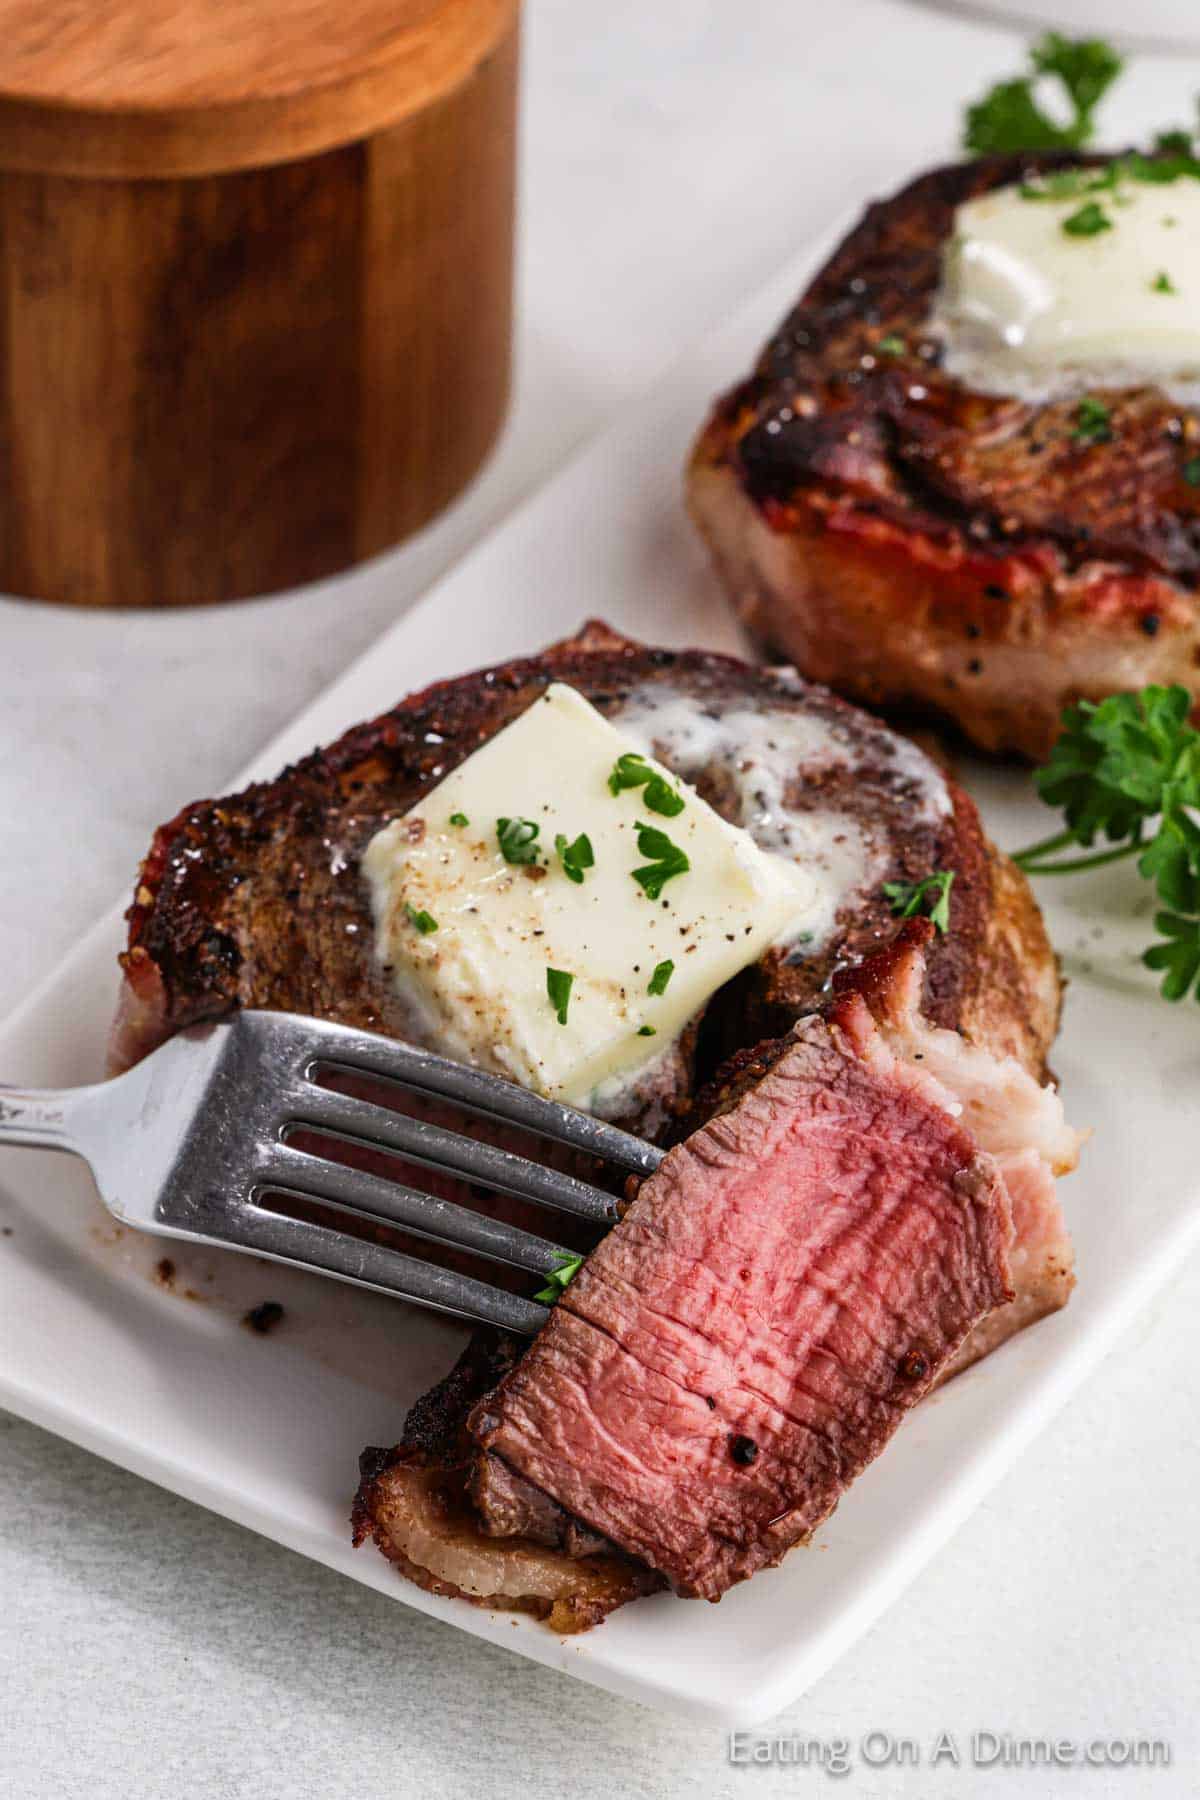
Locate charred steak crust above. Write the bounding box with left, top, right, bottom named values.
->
left=688, top=153, right=1200, bottom=760
left=352, top=1329, right=664, bottom=1631
left=112, top=622, right=1058, bottom=1086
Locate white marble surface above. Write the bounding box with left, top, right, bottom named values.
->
left=1, top=2, right=1197, bottom=1794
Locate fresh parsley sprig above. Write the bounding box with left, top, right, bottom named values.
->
left=1013, top=685, right=1200, bottom=1001
left=963, top=33, right=1123, bottom=156
left=884, top=870, right=956, bottom=934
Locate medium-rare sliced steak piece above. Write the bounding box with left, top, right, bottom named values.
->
left=352, top=1329, right=663, bottom=1632
left=357, top=930, right=1080, bottom=1620
left=469, top=990, right=1015, bottom=1602
left=688, top=154, right=1200, bottom=761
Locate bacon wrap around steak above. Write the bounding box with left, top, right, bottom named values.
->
left=688, top=153, right=1200, bottom=760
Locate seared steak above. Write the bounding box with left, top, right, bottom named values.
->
left=109, top=624, right=1077, bottom=1625
left=689, top=154, right=1200, bottom=761
left=352, top=1333, right=662, bottom=1631
left=356, top=930, right=1081, bottom=1620
left=112, top=622, right=1059, bottom=1097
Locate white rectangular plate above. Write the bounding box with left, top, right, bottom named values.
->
left=3, top=235, right=1198, bottom=1728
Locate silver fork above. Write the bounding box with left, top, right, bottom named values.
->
left=0, top=1011, right=663, bottom=1337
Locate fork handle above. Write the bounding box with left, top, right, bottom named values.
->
left=0, top=1086, right=87, bottom=1154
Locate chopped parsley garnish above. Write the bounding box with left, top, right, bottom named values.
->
left=1020, top=152, right=1200, bottom=207
left=607, top=752, right=685, bottom=818
left=555, top=831, right=595, bottom=884
left=1019, top=165, right=1119, bottom=203
left=449, top=811, right=469, bottom=827
left=631, top=821, right=690, bottom=900
left=883, top=870, right=956, bottom=934
left=1072, top=396, right=1113, bottom=445
left=1013, top=685, right=1200, bottom=1002
left=1124, top=148, right=1200, bottom=185
left=546, top=967, right=574, bottom=1025
left=496, top=816, right=540, bottom=865
left=876, top=334, right=906, bottom=357
left=1155, top=128, right=1195, bottom=156
left=1062, top=199, right=1112, bottom=238
left=533, top=1251, right=583, bottom=1306
left=963, top=33, right=1123, bottom=155
left=1183, top=457, right=1200, bottom=487
left=1152, top=270, right=1178, bottom=294
left=647, top=958, right=675, bottom=996
left=404, top=903, right=439, bottom=935
left=637, top=1025, right=657, bottom=1037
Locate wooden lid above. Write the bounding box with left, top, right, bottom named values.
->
left=0, top=0, right=518, bottom=177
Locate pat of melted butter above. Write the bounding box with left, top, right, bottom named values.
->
left=935, top=174, right=1200, bottom=400
left=362, top=683, right=812, bottom=1110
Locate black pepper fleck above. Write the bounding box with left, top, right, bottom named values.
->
left=1140, top=614, right=1161, bottom=637
left=730, top=1434, right=759, bottom=1466
left=244, top=1301, right=285, bottom=1335
left=899, top=1349, right=930, bottom=1382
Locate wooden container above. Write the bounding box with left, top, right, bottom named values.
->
left=0, top=0, right=519, bottom=605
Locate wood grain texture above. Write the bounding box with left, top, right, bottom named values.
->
left=0, top=0, right=517, bottom=177
left=0, top=10, right=518, bottom=606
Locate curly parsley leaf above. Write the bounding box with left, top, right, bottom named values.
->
left=496, top=816, right=541, bottom=865
left=607, top=752, right=685, bottom=818
left=555, top=831, right=594, bottom=884
left=963, top=33, right=1123, bottom=155
left=631, top=821, right=690, bottom=901
left=546, top=967, right=574, bottom=1026
left=1143, top=912, right=1200, bottom=1002
left=883, top=870, right=956, bottom=934
left=1014, top=685, right=1200, bottom=1002
left=533, top=1251, right=583, bottom=1306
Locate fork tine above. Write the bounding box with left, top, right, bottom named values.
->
left=217, top=1203, right=549, bottom=1335
left=285, top=1017, right=665, bottom=1176
left=283, top=1084, right=620, bottom=1224
left=259, top=1141, right=581, bottom=1275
